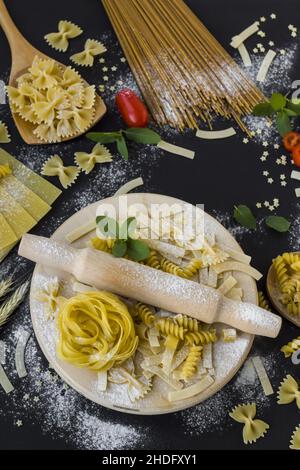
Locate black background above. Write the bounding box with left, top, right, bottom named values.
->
left=0, top=0, right=300, bottom=450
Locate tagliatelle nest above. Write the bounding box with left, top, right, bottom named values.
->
left=6, top=57, right=96, bottom=143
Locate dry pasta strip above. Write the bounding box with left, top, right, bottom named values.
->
left=15, top=330, right=31, bottom=378
left=66, top=219, right=96, bottom=243
left=212, top=261, right=262, bottom=280
left=291, top=170, right=300, bottom=181
left=0, top=164, right=12, bottom=179
left=168, top=374, right=214, bottom=402
left=217, top=275, right=237, bottom=295
left=196, top=127, right=236, bottom=139
left=45, top=20, right=83, bottom=52
left=257, top=50, right=276, bottom=82
left=0, top=214, right=17, bottom=251
left=157, top=140, right=195, bottom=159
left=237, top=43, right=252, bottom=67
left=222, top=328, right=236, bottom=342
left=0, top=340, right=6, bottom=364
left=0, top=364, right=14, bottom=394
left=229, top=403, right=269, bottom=444
left=252, top=356, right=274, bottom=396
left=230, top=22, right=260, bottom=48
left=216, top=244, right=251, bottom=264
left=114, top=177, right=144, bottom=196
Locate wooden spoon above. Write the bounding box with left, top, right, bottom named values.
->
left=267, top=258, right=300, bottom=327
left=0, top=0, right=106, bottom=144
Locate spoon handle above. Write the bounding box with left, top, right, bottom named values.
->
left=0, top=0, right=24, bottom=48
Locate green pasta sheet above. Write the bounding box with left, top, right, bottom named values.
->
left=0, top=148, right=62, bottom=205
left=0, top=242, right=17, bottom=264
left=0, top=213, right=18, bottom=251
left=0, top=175, right=51, bottom=221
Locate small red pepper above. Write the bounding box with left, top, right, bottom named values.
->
left=115, top=89, right=149, bottom=128
left=283, top=131, right=300, bottom=152
left=292, top=144, right=300, bottom=167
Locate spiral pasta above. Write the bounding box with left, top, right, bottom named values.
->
left=182, top=345, right=202, bottom=379
left=0, top=164, right=12, bottom=179
left=182, top=259, right=202, bottom=278
left=282, top=252, right=300, bottom=265
left=258, top=291, right=271, bottom=311
left=185, top=329, right=217, bottom=346
left=287, top=301, right=300, bottom=316
left=160, top=257, right=185, bottom=277
left=134, top=302, right=155, bottom=326
left=57, top=291, right=138, bottom=372
left=145, top=250, right=161, bottom=270
left=272, top=255, right=289, bottom=290
left=155, top=318, right=186, bottom=340
left=281, top=337, right=300, bottom=358
left=174, top=314, right=199, bottom=333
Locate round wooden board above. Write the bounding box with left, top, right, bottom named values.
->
left=29, top=193, right=257, bottom=415
left=267, top=261, right=300, bottom=327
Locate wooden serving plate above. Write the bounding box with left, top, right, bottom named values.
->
left=29, top=193, right=257, bottom=415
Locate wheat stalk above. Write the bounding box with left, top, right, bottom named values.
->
left=0, top=280, right=30, bottom=328
left=0, top=277, right=13, bottom=299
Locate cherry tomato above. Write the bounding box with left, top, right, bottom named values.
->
left=283, top=131, right=300, bottom=152
left=115, top=89, right=149, bottom=128
left=292, top=144, right=300, bottom=167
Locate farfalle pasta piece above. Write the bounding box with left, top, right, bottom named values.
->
left=32, top=88, right=69, bottom=124
left=74, top=142, right=112, bottom=174
left=0, top=122, right=11, bottom=143
left=28, top=57, right=60, bottom=90
left=290, top=425, right=300, bottom=450
left=33, top=121, right=61, bottom=143
left=70, top=39, right=107, bottom=67
left=229, top=403, right=269, bottom=444
left=45, top=20, right=83, bottom=52
left=35, top=277, right=62, bottom=318
left=58, top=107, right=94, bottom=132
left=41, top=155, right=80, bottom=189
left=277, top=374, right=300, bottom=408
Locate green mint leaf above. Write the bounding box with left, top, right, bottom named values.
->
left=252, top=102, right=274, bottom=116
left=286, top=101, right=300, bottom=115
left=96, top=215, right=118, bottom=238
left=270, top=93, right=286, bottom=111
left=112, top=240, right=128, bottom=257
left=124, top=128, right=161, bottom=144
left=284, top=108, right=298, bottom=117
left=126, top=238, right=150, bottom=261
left=233, top=205, right=256, bottom=229
left=276, top=111, right=292, bottom=137
left=116, top=135, right=129, bottom=160
left=265, top=216, right=291, bottom=233
left=118, top=217, right=137, bottom=240
left=86, top=131, right=122, bottom=143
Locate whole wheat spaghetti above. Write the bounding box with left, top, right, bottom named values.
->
left=102, top=0, right=264, bottom=133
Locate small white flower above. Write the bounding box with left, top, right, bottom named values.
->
left=253, top=48, right=258, bottom=53
left=261, top=47, right=265, bottom=52
left=269, top=41, right=275, bottom=46
left=269, top=206, right=275, bottom=211
left=288, top=25, right=295, bottom=30
left=281, top=181, right=287, bottom=186
left=263, top=170, right=269, bottom=176
left=243, top=138, right=249, bottom=144
left=291, top=31, right=297, bottom=38
left=33, top=396, right=40, bottom=403
left=273, top=198, right=279, bottom=207
left=103, top=76, right=109, bottom=81
left=258, top=31, right=266, bottom=37
left=250, top=130, right=256, bottom=136
left=280, top=174, right=286, bottom=180
left=276, top=158, right=281, bottom=164
left=267, top=178, right=274, bottom=184
left=16, top=420, right=23, bottom=427
left=99, top=58, right=105, bottom=63
left=256, top=129, right=262, bottom=135
left=120, top=57, right=126, bottom=62
left=262, top=141, right=269, bottom=147
left=256, top=202, right=262, bottom=208
left=260, top=17, right=266, bottom=22
left=280, top=49, right=286, bottom=55
left=270, top=13, right=277, bottom=19
left=274, top=143, right=280, bottom=149
left=257, top=43, right=263, bottom=48
left=263, top=151, right=269, bottom=156
left=102, top=66, right=108, bottom=72
left=23, top=393, right=30, bottom=401
left=264, top=201, right=270, bottom=207
left=111, top=66, right=117, bottom=71
left=260, top=156, right=267, bottom=161
left=109, top=85, right=115, bottom=91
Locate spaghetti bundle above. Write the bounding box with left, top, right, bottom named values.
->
left=102, top=0, right=264, bottom=132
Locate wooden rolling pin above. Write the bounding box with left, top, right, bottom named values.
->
left=19, top=234, right=282, bottom=338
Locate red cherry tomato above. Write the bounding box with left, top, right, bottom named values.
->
left=115, top=89, right=149, bottom=128
left=283, top=131, right=300, bottom=152
left=292, top=144, right=300, bottom=167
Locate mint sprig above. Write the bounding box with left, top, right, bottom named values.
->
left=233, top=205, right=291, bottom=233
left=86, top=128, right=161, bottom=160
left=252, top=92, right=300, bottom=136
left=96, top=216, right=150, bottom=261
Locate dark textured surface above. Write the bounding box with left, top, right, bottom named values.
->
left=0, top=0, right=299, bottom=450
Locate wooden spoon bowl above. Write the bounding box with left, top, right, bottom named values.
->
left=0, top=0, right=106, bottom=144
left=267, top=256, right=300, bottom=327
